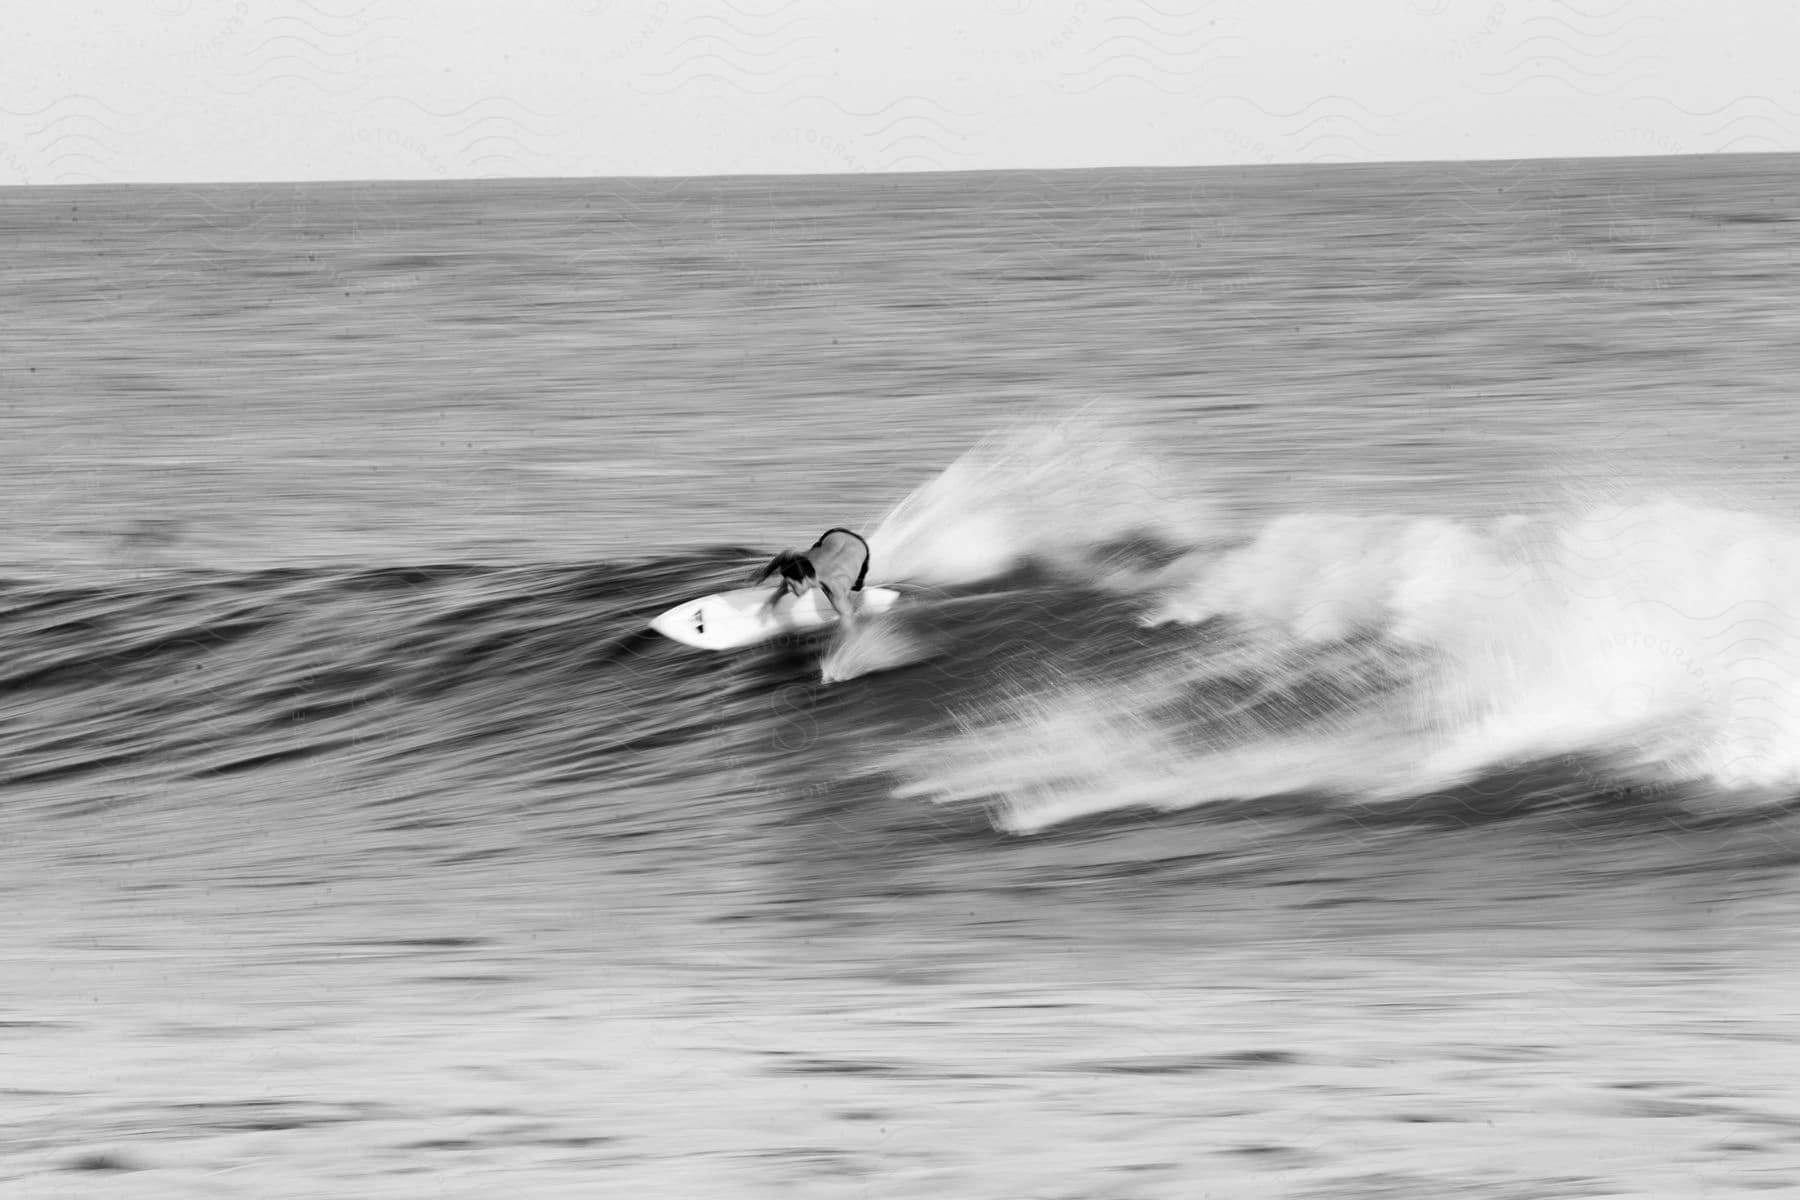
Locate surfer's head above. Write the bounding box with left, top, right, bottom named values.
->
left=756, top=548, right=816, bottom=594
left=778, top=554, right=816, bottom=594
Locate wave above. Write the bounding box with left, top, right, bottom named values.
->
left=8, top=412, right=1798, bottom=844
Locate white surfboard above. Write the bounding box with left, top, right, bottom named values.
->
left=649, top=586, right=902, bottom=651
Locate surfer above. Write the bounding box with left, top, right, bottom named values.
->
left=755, top=527, right=871, bottom=631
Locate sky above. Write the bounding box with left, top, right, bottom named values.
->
left=2, top=0, right=1797, bottom=184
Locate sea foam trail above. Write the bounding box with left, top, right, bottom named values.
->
left=869, top=420, right=1800, bottom=831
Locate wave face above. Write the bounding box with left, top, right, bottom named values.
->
left=0, top=556, right=751, bottom=811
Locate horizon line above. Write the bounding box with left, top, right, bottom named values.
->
left=3, top=148, right=1792, bottom=191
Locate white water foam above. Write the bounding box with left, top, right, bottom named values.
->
left=876, top=423, right=1800, bottom=830
left=1172, top=500, right=1800, bottom=799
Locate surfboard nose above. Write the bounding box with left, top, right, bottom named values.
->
left=647, top=603, right=695, bottom=642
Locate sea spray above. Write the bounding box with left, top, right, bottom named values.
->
left=865, top=406, right=1217, bottom=589
left=820, top=617, right=931, bottom=684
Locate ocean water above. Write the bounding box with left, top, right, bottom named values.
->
left=5, top=156, right=1800, bottom=1198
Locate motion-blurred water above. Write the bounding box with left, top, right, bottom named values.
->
left=5, top=156, right=1800, bottom=1198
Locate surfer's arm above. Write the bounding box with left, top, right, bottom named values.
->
left=821, top=582, right=856, bottom=629
left=754, top=549, right=803, bottom=584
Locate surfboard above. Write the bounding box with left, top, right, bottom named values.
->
left=649, top=586, right=902, bottom=651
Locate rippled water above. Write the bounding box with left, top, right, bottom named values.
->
left=4, top=156, right=1800, bottom=1197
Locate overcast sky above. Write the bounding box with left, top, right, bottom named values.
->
left=3, top=0, right=1796, bottom=184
